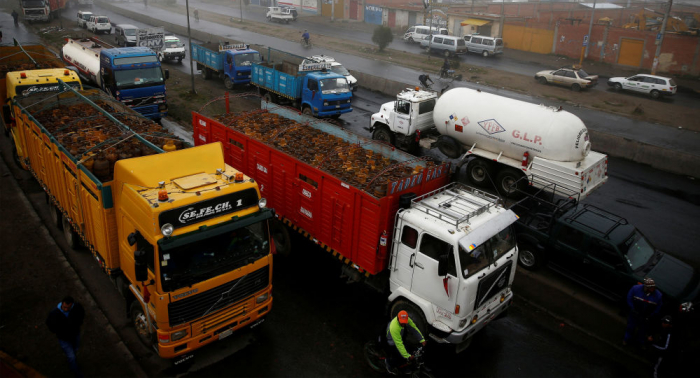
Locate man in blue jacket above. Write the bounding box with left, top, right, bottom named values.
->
left=624, top=278, right=662, bottom=346
left=385, top=310, right=426, bottom=374
left=46, top=296, right=85, bottom=377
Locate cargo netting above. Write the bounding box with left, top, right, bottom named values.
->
left=0, top=47, right=64, bottom=79
left=18, top=89, right=187, bottom=183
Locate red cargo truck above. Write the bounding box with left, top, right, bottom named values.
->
left=21, top=0, right=67, bottom=22
left=193, top=102, right=521, bottom=352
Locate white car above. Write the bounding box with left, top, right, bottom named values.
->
left=607, top=74, right=677, bottom=99
left=159, top=36, right=186, bottom=63
left=77, top=10, right=92, bottom=29
left=302, top=55, right=358, bottom=92
left=87, top=15, right=111, bottom=34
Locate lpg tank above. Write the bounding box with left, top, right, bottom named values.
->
left=433, top=88, right=591, bottom=162
left=61, top=39, right=102, bottom=87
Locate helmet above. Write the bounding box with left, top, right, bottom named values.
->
left=643, top=277, right=656, bottom=288
left=397, top=310, right=409, bottom=325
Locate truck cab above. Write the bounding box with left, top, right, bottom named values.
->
left=221, top=45, right=261, bottom=85
left=388, top=183, right=518, bottom=352
left=370, top=88, right=437, bottom=152
left=300, top=70, right=352, bottom=118
left=99, top=47, right=169, bottom=119
left=302, top=55, right=358, bottom=92
left=158, top=35, right=186, bottom=63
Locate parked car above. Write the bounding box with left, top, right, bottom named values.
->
left=420, top=35, right=467, bottom=57
left=534, top=66, right=598, bottom=92
left=607, top=74, right=677, bottom=99
left=403, top=25, right=448, bottom=44
left=279, top=5, right=298, bottom=21
left=114, top=24, right=138, bottom=47
left=87, top=15, right=111, bottom=34
left=76, top=10, right=92, bottom=28
left=463, top=35, right=503, bottom=57
left=266, top=6, right=294, bottom=23
left=302, top=55, right=358, bottom=91
left=513, top=189, right=700, bottom=310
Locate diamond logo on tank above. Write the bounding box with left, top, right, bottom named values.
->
left=478, top=119, right=505, bottom=135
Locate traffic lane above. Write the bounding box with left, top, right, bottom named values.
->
left=60, top=3, right=202, bottom=75
left=1, top=10, right=41, bottom=44
left=346, top=88, right=700, bottom=268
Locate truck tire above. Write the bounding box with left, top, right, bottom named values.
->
left=49, top=202, right=63, bottom=230
left=62, top=216, right=81, bottom=250
left=130, top=301, right=154, bottom=348
left=435, top=135, right=462, bottom=159
left=270, top=220, right=292, bottom=256
left=466, top=158, right=491, bottom=187
left=302, top=106, right=313, bottom=117
left=203, top=68, right=213, bottom=80
left=372, top=126, right=394, bottom=146
left=517, top=243, right=543, bottom=271
left=263, top=92, right=275, bottom=104
left=495, top=168, right=526, bottom=198
left=443, top=50, right=451, bottom=58
left=390, top=300, right=428, bottom=339
left=224, top=76, right=234, bottom=90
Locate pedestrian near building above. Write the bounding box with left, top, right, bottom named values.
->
left=46, top=296, right=85, bottom=377
left=623, top=278, right=662, bottom=346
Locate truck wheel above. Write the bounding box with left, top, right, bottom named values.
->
left=537, top=76, right=547, bottom=85
left=270, top=220, right=292, bottom=256
left=302, top=106, right=313, bottom=117
left=518, top=244, right=543, bottom=271
left=224, top=77, right=234, bottom=90
left=61, top=216, right=81, bottom=250
left=390, top=300, right=428, bottom=339
left=496, top=168, right=526, bottom=198
left=203, top=68, right=212, bottom=80
left=435, top=135, right=462, bottom=159
left=466, top=159, right=491, bottom=187
left=130, top=301, right=153, bottom=348
left=372, top=127, right=394, bottom=146
left=49, top=202, right=63, bottom=230
left=571, top=83, right=581, bottom=92
left=263, top=93, right=275, bottom=104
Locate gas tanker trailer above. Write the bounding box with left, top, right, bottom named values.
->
left=370, top=87, right=608, bottom=199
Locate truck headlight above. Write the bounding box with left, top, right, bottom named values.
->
left=323, top=102, right=328, bottom=106
left=258, top=198, right=267, bottom=209
left=161, top=223, right=174, bottom=237
left=256, top=293, right=269, bottom=304
left=171, top=329, right=187, bottom=342
left=459, top=318, right=468, bottom=328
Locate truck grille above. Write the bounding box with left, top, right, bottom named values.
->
left=25, top=9, right=45, bottom=15
left=474, top=261, right=512, bottom=309
left=168, top=267, right=269, bottom=326
left=326, top=100, right=349, bottom=106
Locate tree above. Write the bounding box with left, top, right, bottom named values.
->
left=372, top=26, right=393, bottom=52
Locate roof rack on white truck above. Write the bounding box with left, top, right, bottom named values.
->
left=410, top=183, right=501, bottom=228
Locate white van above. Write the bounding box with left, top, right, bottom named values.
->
left=403, top=25, right=448, bottom=44
left=87, top=15, right=111, bottom=35
left=114, top=24, right=138, bottom=46
left=77, top=10, right=92, bottom=29
left=159, top=36, right=186, bottom=63
left=463, top=35, right=504, bottom=57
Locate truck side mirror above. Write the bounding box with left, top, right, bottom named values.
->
left=127, top=231, right=138, bottom=246
left=438, top=254, right=449, bottom=277
left=164, top=69, right=170, bottom=80
left=134, top=249, right=149, bottom=282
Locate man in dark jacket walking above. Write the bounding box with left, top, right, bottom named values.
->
left=46, top=296, right=85, bottom=377
left=623, top=278, right=662, bottom=346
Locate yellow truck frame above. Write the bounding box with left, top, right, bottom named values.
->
left=9, top=83, right=274, bottom=360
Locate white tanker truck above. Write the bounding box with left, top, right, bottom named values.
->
left=369, top=87, right=608, bottom=199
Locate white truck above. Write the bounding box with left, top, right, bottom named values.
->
left=266, top=7, right=294, bottom=24
left=370, top=87, right=608, bottom=199
left=158, top=35, right=186, bottom=63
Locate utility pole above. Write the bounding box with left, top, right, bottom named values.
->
left=499, top=0, right=505, bottom=37
left=583, top=0, right=597, bottom=60
left=652, top=0, right=673, bottom=75
left=239, top=0, right=243, bottom=22
left=331, top=0, right=335, bottom=22
left=427, top=0, right=434, bottom=59
left=185, top=0, right=196, bottom=94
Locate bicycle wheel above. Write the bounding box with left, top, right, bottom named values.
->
left=363, top=341, right=386, bottom=373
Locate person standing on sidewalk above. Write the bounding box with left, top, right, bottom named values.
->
left=11, top=9, right=19, bottom=26
left=46, top=296, right=85, bottom=377
left=623, top=278, right=662, bottom=347
left=648, top=315, right=675, bottom=378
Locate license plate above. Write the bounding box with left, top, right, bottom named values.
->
left=335, top=105, right=340, bottom=108
left=218, top=328, right=233, bottom=340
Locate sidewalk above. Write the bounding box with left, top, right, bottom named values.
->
left=0, top=153, right=143, bottom=377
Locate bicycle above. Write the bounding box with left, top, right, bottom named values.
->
left=300, top=38, right=312, bottom=48
left=364, top=336, right=434, bottom=378
left=439, top=69, right=462, bottom=83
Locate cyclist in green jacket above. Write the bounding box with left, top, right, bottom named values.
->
left=385, top=310, right=426, bottom=374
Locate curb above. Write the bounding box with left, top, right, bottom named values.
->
left=0, top=154, right=148, bottom=378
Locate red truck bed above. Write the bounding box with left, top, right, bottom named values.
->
left=193, top=104, right=450, bottom=275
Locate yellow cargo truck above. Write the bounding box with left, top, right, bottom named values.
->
left=9, top=83, right=274, bottom=361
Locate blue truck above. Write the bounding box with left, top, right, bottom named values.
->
left=251, top=49, right=352, bottom=118
left=191, top=42, right=262, bottom=89
left=62, top=37, right=169, bottom=120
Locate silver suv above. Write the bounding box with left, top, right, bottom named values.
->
left=420, top=35, right=467, bottom=57
left=463, top=35, right=503, bottom=57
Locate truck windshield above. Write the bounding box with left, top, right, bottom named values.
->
left=159, top=220, right=270, bottom=292
left=330, top=65, right=350, bottom=76
left=96, top=17, right=109, bottom=23
left=458, top=226, right=515, bottom=279
left=164, top=41, right=180, bottom=49
left=623, top=231, right=655, bottom=270
left=22, top=1, right=44, bottom=7
left=234, top=53, right=261, bottom=66
left=114, top=67, right=164, bottom=89
left=16, top=82, right=82, bottom=97
left=320, top=78, right=349, bottom=94
left=124, top=29, right=136, bottom=36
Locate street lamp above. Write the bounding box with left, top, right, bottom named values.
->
left=185, top=0, right=196, bottom=94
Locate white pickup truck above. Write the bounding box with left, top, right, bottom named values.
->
left=266, top=7, right=294, bottom=24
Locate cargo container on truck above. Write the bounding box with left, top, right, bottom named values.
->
left=370, top=87, right=608, bottom=199
left=62, top=37, right=169, bottom=120
left=252, top=48, right=352, bottom=118
left=193, top=101, right=519, bottom=353
left=191, top=42, right=261, bottom=89
left=8, top=83, right=274, bottom=362
left=21, top=0, right=67, bottom=22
